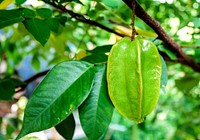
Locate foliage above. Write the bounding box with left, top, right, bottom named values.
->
left=0, top=0, right=200, bottom=140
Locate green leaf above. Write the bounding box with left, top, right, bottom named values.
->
left=36, top=8, right=52, bottom=19
left=160, top=56, right=168, bottom=89
left=20, top=8, right=36, bottom=18
left=158, top=45, right=177, bottom=60
left=88, top=45, right=112, bottom=54
left=16, top=0, right=26, bottom=6
left=0, top=9, right=24, bottom=29
left=101, top=0, right=121, bottom=8
left=55, top=114, right=75, bottom=139
left=0, top=79, right=15, bottom=100
left=23, top=18, right=51, bottom=46
left=16, top=61, right=95, bottom=139
left=81, top=54, right=108, bottom=64
left=57, top=15, right=68, bottom=26
left=79, top=64, right=114, bottom=140
left=0, top=78, right=23, bottom=100
left=82, top=45, right=114, bottom=63
left=45, top=18, right=60, bottom=33
left=81, top=46, right=110, bottom=63
left=9, top=78, right=24, bottom=87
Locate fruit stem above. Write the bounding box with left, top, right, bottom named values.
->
left=131, top=0, right=136, bottom=41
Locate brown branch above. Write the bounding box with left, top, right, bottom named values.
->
left=131, top=0, right=136, bottom=40
left=43, top=1, right=125, bottom=37
left=181, top=46, right=200, bottom=49
left=123, top=0, right=200, bottom=72
left=15, top=70, right=49, bottom=93
left=24, top=70, right=49, bottom=83
left=42, top=0, right=200, bottom=72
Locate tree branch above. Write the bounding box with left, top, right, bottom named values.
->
left=42, top=0, right=200, bottom=72
left=131, top=0, right=136, bottom=40
left=24, top=70, right=49, bottom=84
left=181, top=46, right=200, bottom=49
left=15, top=70, right=49, bottom=93
left=123, top=0, right=200, bottom=72
left=43, top=1, right=125, bottom=37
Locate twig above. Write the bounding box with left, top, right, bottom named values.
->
left=131, top=0, right=136, bottom=40
left=123, top=0, right=200, bottom=72
left=41, top=0, right=200, bottom=72
left=43, top=1, right=125, bottom=37
left=181, top=46, right=200, bottom=49
left=24, top=70, right=49, bottom=83
left=15, top=70, right=49, bottom=93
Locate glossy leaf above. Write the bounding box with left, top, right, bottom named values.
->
left=107, top=36, right=162, bottom=123
left=36, top=8, right=52, bottom=18
left=79, top=64, right=114, bottom=140
left=0, top=9, right=24, bottom=29
left=81, top=54, right=108, bottom=64
left=81, top=45, right=112, bottom=63
left=16, top=61, right=95, bottom=139
left=23, top=18, right=51, bottom=46
left=55, top=114, right=75, bottom=139
left=82, top=45, right=112, bottom=63
left=20, top=8, right=36, bottom=18
left=45, top=18, right=60, bottom=33
left=88, top=45, right=112, bottom=54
